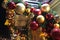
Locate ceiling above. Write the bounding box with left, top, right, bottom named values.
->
left=9, top=0, right=60, bottom=16
left=30, top=0, right=60, bottom=16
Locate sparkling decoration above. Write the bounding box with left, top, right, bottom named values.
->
left=7, top=10, right=15, bottom=16
left=7, top=2, right=16, bottom=9
left=30, top=7, right=35, bottom=13
left=46, top=13, right=54, bottom=20
left=4, top=19, right=10, bottom=26
left=39, top=32, right=48, bottom=40
left=36, top=15, right=45, bottom=23
left=15, top=3, right=25, bottom=14
left=6, top=9, right=15, bottom=25
left=26, top=8, right=30, bottom=13
left=2, top=1, right=8, bottom=9
left=24, top=1, right=28, bottom=8
left=51, top=28, right=60, bottom=40
left=54, top=23, right=60, bottom=29
left=34, top=9, right=41, bottom=15
left=30, top=21, right=39, bottom=30
left=54, top=15, right=60, bottom=23
left=46, top=22, right=54, bottom=33
left=41, top=3, right=50, bottom=12
left=28, top=13, right=35, bottom=19
left=40, top=32, right=48, bottom=37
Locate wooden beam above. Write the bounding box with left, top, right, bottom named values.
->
left=50, top=0, right=59, bottom=8
left=52, top=2, right=60, bottom=9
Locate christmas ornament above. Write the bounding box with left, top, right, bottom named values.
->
left=40, top=32, right=48, bottom=37
left=36, top=15, right=45, bottom=23
left=54, top=23, right=60, bottom=29
left=7, top=10, right=15, bottom=16
left=54, top=15, right=60, bottom=23
left=26, top=8, right=30, bottom=13
left=8, top=19, right=14, bottom=25
left=28, top=13, right=35, bottom=19
left=30, top=7, right=35, bottom=13
left=10, top=27, right=15, bottom=33
left=15, top=3, right=25, bottom=14
left=39, top=32, right=48, bottom=40
left=41, top=3, right=50, bottom=12
left=7, top=2, right=16, bottom=9
left=46, top=22, right=54, bottom=35
left=4, top=19, right=10, bottom=26
left=51, top=28, right=60, bottom=40
left=34, top=9, right=41, bottom=15
left=24, top=1, right=28, bottom=7
left=21, top=34, right=26, bottom=40
left=8, top=15, right=13, bottom=19
left=46, top=13, right=54, bottom=20
left=30, top=21, right=39, bottom=30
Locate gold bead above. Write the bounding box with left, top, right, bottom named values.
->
left=41, top=4, right=50, bottom=12
left=15, top=3, right=25, bottom=14
left=36, top=15, right=45, bottom=23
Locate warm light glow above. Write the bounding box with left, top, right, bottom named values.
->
left=4, top=0, right=8, bottom=2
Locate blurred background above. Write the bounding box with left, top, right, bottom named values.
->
left=12, top=0, right=60, bottom=15
left=24, top=0, right=60, bottom=15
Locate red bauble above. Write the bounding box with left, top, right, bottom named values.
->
left=46, top=13, right=54, bottom=20
left=24, top=1, right=28, bottom=7
left=34, top=9, right=41, bottom=15
left=30, top=7, right=35, bottom=13
left=30, top=21, right=39, bottom=30
left=7, top=2, right=16, bottom=9
left=51, top=28, right=60, bottom=40
left=46, top=22, right=54, bottom=36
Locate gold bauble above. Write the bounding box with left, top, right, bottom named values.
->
left=15, top=3, right=25, bottom=14
left=54, top=23, right=60, bottom=28
left=26, top=8, right=30, bottom=13
left=36, top=15, right=45, bottom=23
left=41, top=4, right=50, bottom=12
